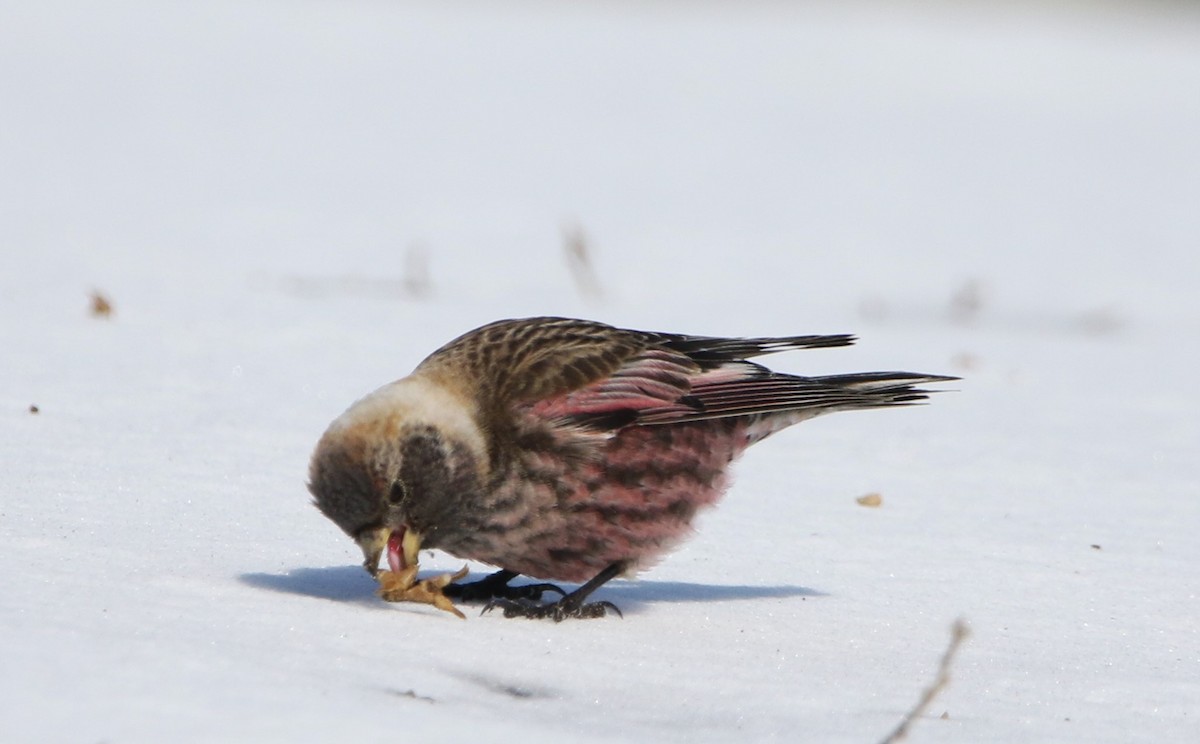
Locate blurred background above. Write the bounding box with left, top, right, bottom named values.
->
left=4, top=0, right=1197, bottom=339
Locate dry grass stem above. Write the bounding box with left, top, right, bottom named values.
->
left=563, top=224, right=602, bottom=300
left=403, top=244, right=432, bottom=298
left=878, top=617, right=971, bottom=744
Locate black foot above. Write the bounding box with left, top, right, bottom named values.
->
left=482, top=597, right=622, bottom=622
left=479, top=561, right=627, bottom=622
left=442, top=569, right=565, bottom=604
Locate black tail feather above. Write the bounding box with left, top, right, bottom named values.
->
left=652, top=332, right=856, bottom=367
left=636, top=371, right=957, bottom=425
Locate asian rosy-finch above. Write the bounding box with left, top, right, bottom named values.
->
left=308, top=317, right=953, bottom=620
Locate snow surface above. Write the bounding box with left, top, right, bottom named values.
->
left=3, top=1, right=1199, bottom=742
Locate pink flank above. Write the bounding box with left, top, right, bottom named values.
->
left=476, top=416, right=754, bottom=583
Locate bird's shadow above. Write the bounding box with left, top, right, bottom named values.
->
left=240, top=565, right=384, bottom=607
left=238, top=566, right=824, bottom=610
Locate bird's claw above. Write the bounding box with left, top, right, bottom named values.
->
left=481, top=597, right=623, bottom=622
left=377, top=565, right=470, bottom=619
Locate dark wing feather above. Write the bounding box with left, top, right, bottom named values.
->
left=421, top=317, right=857, bottom=411
left=648, top=331, right=855, bottom=368
left=635, top=368, right=958, bottom=425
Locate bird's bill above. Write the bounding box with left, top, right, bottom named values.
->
left=357, top=525, right=424, bottom=577
left=357, top=527, right=388, bottom=577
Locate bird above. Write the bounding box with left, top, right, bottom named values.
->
left=308, top=316, right=954, bottom=620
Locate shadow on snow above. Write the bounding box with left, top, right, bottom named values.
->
left=238, top=565, right=824, bottom=609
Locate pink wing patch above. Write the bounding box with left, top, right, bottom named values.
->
left=525, top=349, right=699, bottom=424
left=524, top=350, right=772, bottom=428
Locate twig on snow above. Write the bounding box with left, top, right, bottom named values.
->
left=878, top=617, right=970, bottom=744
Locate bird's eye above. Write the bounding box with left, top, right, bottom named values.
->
left=387, top=481, right=407, bottom=504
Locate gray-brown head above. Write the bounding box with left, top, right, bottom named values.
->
left=307, top=374, right=487, bottom=575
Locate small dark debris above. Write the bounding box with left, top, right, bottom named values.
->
left=403, top=244, right=432, bottom=298
left=459, top=673, right=550, bottom=700
left=89, top=290, right=113, bottom=318
left=950, top=352, right=979, bottom=371
left=29, top=404, right=39, bottom=414
left=388, top=688, right=436, bottom=704
left=1090, top=544, right=1102, bottom=550
left=940, top=711, right=950, bottom=720
left=563, top=223, right=603, bottom=300
left=856, top=492, right=883, bottom=508
left=948, top=279, right=985, bottom=323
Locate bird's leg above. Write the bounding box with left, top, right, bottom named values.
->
left=443, top=569, right=566, bottom=603
left=483, top=562, right=625, bottom=621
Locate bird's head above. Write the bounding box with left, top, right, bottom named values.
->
left=306, top=375, right=486, bottom=576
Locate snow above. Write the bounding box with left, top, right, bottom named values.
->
left=3, top=1, right=1198, bottom=741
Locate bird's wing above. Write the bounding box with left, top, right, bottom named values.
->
left=419, top=317, right=886, bottom=429
left=531, top=347, right=954, bottom=430
left=509, top=322, right=895, bottom=431
left=417, top=317, right=653, bottom=407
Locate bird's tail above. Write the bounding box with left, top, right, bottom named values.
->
left=808, top=371, right=959, bottom=407
left=729, top=371, right=957, bottom=445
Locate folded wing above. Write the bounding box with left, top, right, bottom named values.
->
left=522, top=325, right=953, bottom=431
